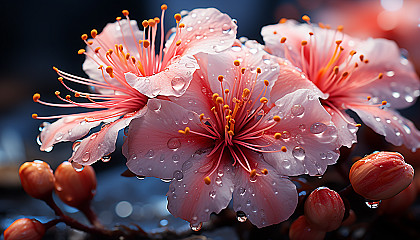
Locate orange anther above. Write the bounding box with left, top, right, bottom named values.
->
left=116, top=17, right=122, bottom=21
left=273, top=116, right=281, bottom=122
left=142, top=20, right=148, bottom=28
left=337, top=25, right=344, bottom=32
left=273, top=31, right=277, bottom=34
left=367, top=96, right=371, bottom=100
left=378, top=73, right=384, bottom=79
left=81, top=34, right=88, bottom=40
left=257, top=68, right=262, bottom=74
left=261, top=169, right=268, bottom=175
left=281, top=146, right=287, bottom=152
left=176, top=40, right=181, bottom=46
left=55, top=91, right=60, bottom=96
left=301, top=40, right=308, bottom=46
left=279, top=18, right=287, bottom=24
left=143, top=40, right=150, bottom=48
left=349, top=50, right=356, bottom=56
left=148, top=19, right=156, bottom=27
left=66, top=95, right=71, bottom=100
left=335, top=40, right=342, bottom=45
left=122, top=10, right=129, bottom=16
left=33, top=93, right=40, bottom=102
left=234, top=60, right=240, bottom=66
left=77, top=49, right=85, bottom=55
left=250, top=169, right=257, bottom=178
left=87, top=40, right=93, bottom=45
left=174, top=13, right=182, bottom=22
left=161, top=4, right=168, bottom=10
left=154, top=17, right=160, bottom=23
left=204, top=176, right=211, bottom=185
left=95, top=47, right=101, bottom=53
left=91, top=29, right=98, bottom=38
left=274, top=133, right=281, bottom=139
left=355, top=124, right=361, bottom=127
left=75, top=92, right=81, bottom=97
left=218, top=75, right=224, bottom=82
left=179, top=23, right=185, bottom=28
left=260, top=97, right=268, bottom=104
left=382, top=101, right=387, bottom=105
left=31, top=113, right=38, bottom=119
left=302, top=15, right=310, bottom=22
left=264, top=80, right=269, bottom=86
left=241, top=68, right=246, bottom=74
left=280, top=37, right=287, bottom=43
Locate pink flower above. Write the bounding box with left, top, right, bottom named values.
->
left=33, top=6, right=237, bottom=166
left=261, top=17, right=420, bottom=150
left=123, top=42, right=340, bottom=228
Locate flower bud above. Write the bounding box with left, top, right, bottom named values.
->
left=378, top=182, right=417, bottom=215
left=4, top=218, right=45, bottom=240
left=19, top=160, right=55, bottom=200
left=349, top=151, right=414, bottom=200
left=289, top=216, right=326, bottom=240
left=54, top=162, right=96, bottom=209
left=304, top=187, right=345, bottom=231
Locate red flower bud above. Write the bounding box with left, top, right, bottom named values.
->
left=349, top=151, right=414, bottom=200
left=19, top=160, right=55, bottom=200
left=304, top=187, right=345, bottom=231
left=378, top=182, right=417, bottom=215
left=4, top=218, right=45, bottom=240
left=54, top=162, right=97, bottom=209
left=289, top=216, right=326, bottom=240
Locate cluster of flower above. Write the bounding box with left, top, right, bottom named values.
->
left=13, top=3, right=420, bottom=238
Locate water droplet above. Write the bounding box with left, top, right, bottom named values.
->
left=148, top=100, right=161, bottom=111
left=217, top=169, right=224, bottom=177
left=161, top=178, right=172, bottom=183
left=182, top=160, right=193, bottom=170
left=236, top=211, right=247, bottom=222
left=208, top=26, right=214, bottom=32
left=44, top=146, right=53, bottom=152
left=190, top=222, right=202, bottom=231
left=82, top=152, right=90, bottom=162
left=187, top=111, right=195, bottom=120
left=130, top=154, right=137, bottom=160
left=101, top=155, right=111, bottom=162
left=167, top=138, right=181, bottom=150
left=403, top=124, right=411, bottom=134
left=209, top=190, right=216, bottom=199
left=365, top=200, right=381, bottom=209
left=90, top=133, right=97, bottom=140
left=171, top=77, right=186, bottom=93
left=55, top=132, right=64, bottom=141
left=386, top=70, right=395, bottom=77
left=38, top=122, right=48, bottom=132
left=71, top=161, right=84, bottom=172
left=310, top=122, right=327, bottom=134
left=281, top=131, right=291, bottom=140
left=187, top=26, right=193, bottom=31
left=159, top=155, right=165, bottom=162
left=36, top=135, right=43, bottom=145
left=145, top=149, right=154, bottom=158
left=231, top=45, right=241, bottom=52
left=136, top=175, right=145, bottom=180
left=282, top=159, right=291, bottom=169
left=172, top=154, right=180, bottom=163
left=298, top=124, right=306, bottom=131
left=173, top=170, right=183, bottom=181
left=185, top=62, right=196, bottom=68
left=291, top=104, right=305, bottom=117
left=215, top=177, right=223, bottom=186
left=222, top=23, right=231, bottom=33
left=191, top=13, right=197, bottom=18
left=239, top=187, right=246, bottom=196
left=405, top=95, right=414, bottom=102
left=246, top=200, right=251, bottom=207
left=292, top=146, right=305, bottom=160
left=67, top=129, right=72, bottom=136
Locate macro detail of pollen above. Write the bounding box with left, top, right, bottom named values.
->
left=3, top=1, right=420, bottom=239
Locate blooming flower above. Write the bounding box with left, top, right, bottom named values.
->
left=123, top=42, right=340, bottom=228
left=33, top=5, right=237, bottom=166
left=261, top=17, right=420, bottom=150
left=349, top=151, right=414, bottom=200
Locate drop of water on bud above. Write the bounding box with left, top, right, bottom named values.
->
left=190, top=222, right=203, bottom=231
left=101, top=155, right=111, bottom=162
left=82, top=152, right=90, bottom=162
left=236, top=211, right=247, bottom=222
left=36, top=135, right=42, bottom=146
left=71, top=161, right=84, bottom=172
left=365, top=200, right=381, bottom=209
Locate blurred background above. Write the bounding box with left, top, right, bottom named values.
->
left=1, top=0, right=419, bottom=239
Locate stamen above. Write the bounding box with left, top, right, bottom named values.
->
left=91, top=29, right=98, bottom=38
left=281, top=146, right=287, bottom=152
left=261, top=169, right=268, bottom=175
left=32, top=113, right=38, bottom=119
left=204, top=176, right=211, bottom=185
left=178, top=127, right=190, bottom=134
left=274, top=133, right=281, bottom=139
left=33, top=93, right=41, bottom=102
left=174, top=13, right=182, bottom=23
left=273, top=115, right=281, bottom=122
left=250, top=169, right=257, bottom=178
left=234, top=60, right=240, bottom=66
left=280, top=37, right=287, bottom=43
left=78, top=49, right=85, bottom=55
left=279, top=18, right=287, bottom=24
left=302, top=15, right=310, bottom=23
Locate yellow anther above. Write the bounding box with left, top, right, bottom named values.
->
left=58, top=77, right=63, bottom=82
left=256, top=68, right=262, bottom=73
left=142, top=20, right=149, bottom=28
left=302, top=15, right=310, bottom=22
left=279, top=18, right=287, bottom=24
left=174, top=13, right=182, bottom=22
left=333, top=66, right=339, bottom=74
left=179, top=23, right=185, bottom=28
left=349, top=50, right=356, bottom=56
left=116, top=17, right=122, bottom=21
left=154, top=17, right=160, bottom=24
left=94, top=47, right=101, bottom=53
left=281, top=146, right=287, bottom=152
left=178, top=127, right=190, bottom=135
left=161, top=4, right=168, bottom=10
left=234, top=60, right=240, bottom=66
left=218, top=75, right=224, bottom=82
left=105, top=66, right=114, bottom=78
left=75, top=92, right=81, bottom=97
left=176, top=40, right=181, bottom=46
left=224, top=89, right=230, bottom=94
left=355, top=124, right=361, bottom=127
left=274, top=133, right=281, bottom=139
left=337, top=25, right=344, bottom=32
left=216, top=97, right=224, bottom=104
left=250, top=169, right=257, bottom=178
left=148, top=19, right=156, bottom=27
left=301, top=40, right=308, bottom=46
left=78, top=49, right=85, bottom=55
left=211, top=106, right=216, bottom=112
left=199, top=113, right=205, bottom=120
left=228, top=130, right=234, bottom=136
left=122, top=10, right=129, bottom=16
left=53, top=66, right=58, bottom=72
left=280, top=37, right=287, bottom=43
left=131, top=56, right=136, bottom=64
left=223, top=104, right=229, bottom=110
left=81, top=34, right=88, bottom=40
left=264, top=80, right=269, bottom=86
left=382, top=100, right=387, bottom=105
left=55, top=91, right=60, bottom=96
left=31, top=113, right=38, bottom=119
left=204, top=176, right=211, bottom=185
left=118, top=44, right=124, bottom=52
left=242, top=88, right=250, bottom=98
left=143, top=40, right=150, bottom=48
left=261, top=169, right=268, bottom=175
left=260, top=97, right=268, bottom=104
left=273, top=115, right=281, bottom=122
left=66, top=95, right=71, bottom=100
left=378, top=73, right=384, bottom=79
left=87, top=40, right=93, bottom=45
left=367, top=96, right=371, bottom=100
left=91, top=29, right=98, bottom=38
left=33, top=93, right=40, bottom=102
left=335, top=40, right=342, bottom=45
left=212, top=93, right=219, bottom=102
left=241, top=68, right=246, bottom=74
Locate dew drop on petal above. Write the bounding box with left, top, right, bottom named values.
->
left=171, top=77, right=186, bottom=93
left=185, top=62, right=196, bottom=68
left=182, top=160, right=193, bottom=170
left=215, top=176, right=223, bottom=186
left=291, top=104, right=305, bottom=117
left=281, top=159, right=291, bottom=169
left=209, top=190, right=216, bottom=199
left=82, top=152, right=90, bottom=162
left=148, top=100, right=161, bottom=111
left=136, top=175, right=145, bottom=180
left=173, top=170, right=183, bottom=181
left=365, top=200, right=381, bottom=209
left=36, top=135, right=42, bottom=146
left=167, top=138, right=181, bottom=150
left=239, top=187, right=246, bottom=196
left=292, top=146, right=305, bottom=160
left=310, top=122, right=327, bottom=134
left=236, top=211, right=247, bottom=222
left=187, top=26, right=193, bottom=31
left=172, top=154, right=180, bottom=163
left=55, top=132, right=64, bottom=141
left=145, top=149, right=154, bottom=158
left=161, top=178, right=172, bottom=183
left=190, top=222, right=202, bottom=231
left=44, top=146, right=53, bottom=152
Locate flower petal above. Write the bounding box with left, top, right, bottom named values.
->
left=124, top=99, right=213, bottom=179
left=170, top=8, right=237, bottom=55
left=327, top=108, right=358, bottom=148
left=232, top=151, right=297, bottom=228
left=69, top=110, right=146, bottom=165
left=350, top=106, right=420, bottom=151
left=167, top=150, right=235, bottom=225
left=125, top=55, right=199, bottom=98
left=39, top=114, right=101, bottom=151
left=258, top=89, right=339, bottom=176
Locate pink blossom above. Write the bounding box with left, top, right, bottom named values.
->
left=261, top=17, right=420, bottom=150
left=33, top=6, right=237, bottom=166
left=123, top=42, right=340, bottom=228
